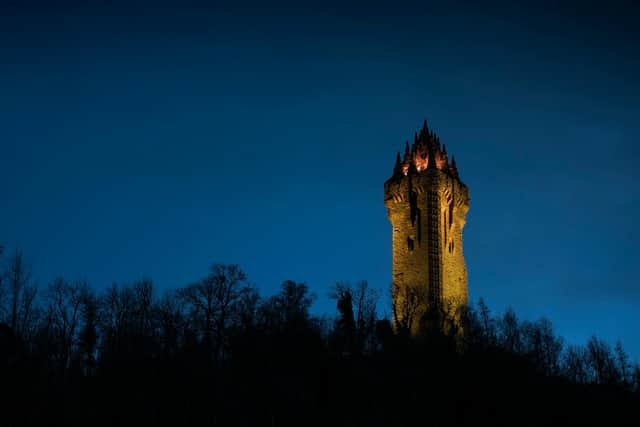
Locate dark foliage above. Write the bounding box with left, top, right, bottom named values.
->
left=0, top=250, right=638, bottom=426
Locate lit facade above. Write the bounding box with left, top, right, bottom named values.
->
left=384, top=120, right=470, bottom=334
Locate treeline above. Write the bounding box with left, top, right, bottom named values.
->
left=0, top=246, right=638, bottom=426
left=0, top=250, right=329, bottom=372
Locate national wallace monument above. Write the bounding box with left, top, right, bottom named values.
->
left=385, top=120, right=469, bottom=335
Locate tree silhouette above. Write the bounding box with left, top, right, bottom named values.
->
left=391, top=282, right=427, bottom=336
left=78, top=288, right=98, bottom=375
left=0, top=252, right=637, bottom=426
left=497, top=307, right=522, bottom=354
left=5, top=249, right=36, bottom=339
left=563, top=344, right=589, bottom=384
left=178, top=264, right=248, bottom=364
left=155, top=290, right=185, bottom=360
left=260, top=280, right=315, bottom=334
left=45, top=277, right=87, bottom=370
left=330, top=282, right=356, bottom=354
left=586, top=335, right=618, bottom=385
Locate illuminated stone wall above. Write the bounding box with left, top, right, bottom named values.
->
left=384, top=120, right=470, bottom=335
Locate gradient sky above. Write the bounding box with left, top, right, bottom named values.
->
left=2, top=1, right=639, bottom=359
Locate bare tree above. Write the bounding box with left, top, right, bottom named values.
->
left=46, top=277, right=87, bottom=369
left=498, top=307, right=522, bottom=354
left=329, top=282, right=356, bottom=354
left=17, top=282, right=38, bottom=343
left=614, top=340, right=631, bottom=387
left=522, top=318, right=563, bottom=376
left=234, top=284, right=261, bottom=333
left=563, top=344, right=589, bottom=384
left=99, top=282, right=135, bottom=359
left=277, top=280, right=314, bottom=326
left=256, top=279, right=317, bottom=345
left=329, top=280, right=380, bottom=353
left=539, top=318, right=563, bottom=376
left=155, top=290, right=186, bottom=358
left=210, top=264, right=247, bottom=351
left=331, top=281, right=380, bottom=354
left=132, top=278, right=154, bottom=339
left=459, top=303, right=484, bottom=349
left=6, top=249, right=32, bottom=336
left=477, top=298, right=496, bottom=347
left=178, top=264, right=248, bottom=363
left=586, top=335, right=617, bottom=385
left=78, top=288, right=98, bottom=375
left=352, top=281, right=380, bottom=353
left=179, top=278, right=216, bottom=355
left=263, top=280, right=316, bottom=332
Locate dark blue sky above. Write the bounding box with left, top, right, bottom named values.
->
left=2, top=1, right=639, bottom=358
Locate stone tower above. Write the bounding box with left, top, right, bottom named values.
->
left=384, top=120, right=470, bottom=334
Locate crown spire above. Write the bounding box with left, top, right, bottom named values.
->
left=419, top=118, right=430, bottom=140
left=393, top=151, right=402, bottom=175
left=450, top=155, right=458, bottom=178
left=388, top=120, right=462, bottom=180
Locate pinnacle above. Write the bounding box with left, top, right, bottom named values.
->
left=394, top=151, right=403, bottom=175
left=450, top=155, right=459, bottom=178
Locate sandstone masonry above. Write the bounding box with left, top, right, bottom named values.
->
left=384, top=120, right=470, bottom=335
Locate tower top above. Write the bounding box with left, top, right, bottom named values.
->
left=389, top=119, right=464, bottom=184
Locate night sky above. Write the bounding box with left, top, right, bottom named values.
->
left=2, top=1, right=639, bottom=359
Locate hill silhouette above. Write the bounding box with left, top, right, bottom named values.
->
left=0, top=252, right=638, bottom=426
